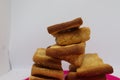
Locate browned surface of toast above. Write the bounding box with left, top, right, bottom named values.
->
left=66, top=72, right=106, bottom=80
left=69, top=64, right=77, bottom=72
left=46, top=42, right=85, bottom=57
left=47, top=17, right=83, bottom=35
left=29, top=76, right=59, bottom=80
left=79, top=74, right=106, bottom=80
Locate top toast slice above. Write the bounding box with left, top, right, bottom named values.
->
left=47, top=17, right=83, bottom=35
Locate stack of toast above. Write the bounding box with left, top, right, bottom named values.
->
left=30, top=17, right=113, bottom=80
left=30, top=48, right=64, bottom=80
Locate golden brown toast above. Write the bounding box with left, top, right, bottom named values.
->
left=65, top=72, right=106, bottom=80
left=77, top=53, right=113, bottom=77
left=29, top=76, right=59, bottom=80
left=65, top=72, right=78, bottom=80
left=79, top=74, right=106, bottom=80
left=47, top=17, right=83, bottom=35
left=31, top=64, right=64, bottom=80
left=33, top=48, right=62, bottom=70
left=46, top=42, right=85, bottom=57
left=55, top=27, right=90, bottom=45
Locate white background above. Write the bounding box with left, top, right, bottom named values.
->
left=0, top=0, right=120, bottom=79
left=0, top=0, right=10, bottom=75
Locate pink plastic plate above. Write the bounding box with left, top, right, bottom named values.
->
left=25, top=71, right=120, bottom=80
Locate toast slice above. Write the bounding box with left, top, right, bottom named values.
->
left=33, top=48, right=62, bottom=70
left=77, top=53, right=113, bottom=77
left=65, top=72, right=106, bottom=80
left=46, top=42, right=85, bottom=57
left=29, top=76, right=59, bottom=80
left=55, top=27, right=90, bottom=45
left=47, top=17, right=83, bottom=35
left=31, top=64, right=64, bottom=80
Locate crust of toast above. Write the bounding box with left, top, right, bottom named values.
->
left=33, top=48, right=62, bottom=70
left=29, top=76, right=58, bottom=80
left=47, top=17, right=83, bottom=35
left=46, top=42, right=85, bottom=57
left=66, top=72, right=106, bottom=80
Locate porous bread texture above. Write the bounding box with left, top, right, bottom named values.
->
left=55, top=27, right=90, bottom=46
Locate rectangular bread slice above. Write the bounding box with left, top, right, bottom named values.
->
left=55, top=27, right=90, bottom=45
left=46, top=42, right=85, bottom=57
left=47, top=17, right=83, bottom=35
left=31, top=64, right=64, bottom=80
left=33, top=48, right=62, bottom=70
left=77, top=53, right=113, bottom=77
left=66, top=72, right=106, bottom=80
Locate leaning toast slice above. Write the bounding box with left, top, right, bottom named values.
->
left=77, top=53, right=113, bottom=77
left=33, top=48, right=62, bottom=70
left=47, top=17, right=83, bottom=35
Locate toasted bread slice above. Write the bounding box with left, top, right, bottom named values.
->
left=29, top=76, right=59, bottom=80
left=55, top=27, right=90, bottom=45
left=66, top=72, right=106, bottom=80
left=79, top=74, right=106, bottom=80
left=33, top=48, right=62, bottom=70
left=31, top=64, right=64, bottom=80
left=77, top=53, right=113, bottom=77
left=46, top=42, right=85, bottom=57
left=47, top=17, right=83, bottom=35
